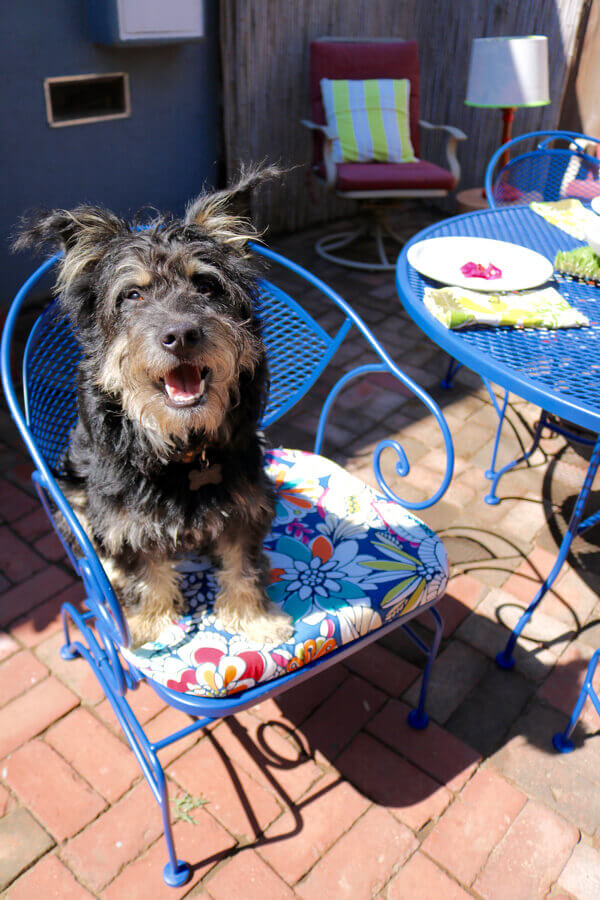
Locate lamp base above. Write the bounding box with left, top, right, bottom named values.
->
left=457, top=188, right=490, bottom=214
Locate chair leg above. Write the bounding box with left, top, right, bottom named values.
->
left=553, top=650, right=600, bottom=753
left=404, top=607, right=444, bottom=730
left=157, top=766, right=192, bottom=887
left=497, top=435, right=600, bottom=670
left=59, top=605, right=194, bottom=888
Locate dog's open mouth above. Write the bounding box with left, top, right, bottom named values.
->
left=162, top=365, right=210, bottom=408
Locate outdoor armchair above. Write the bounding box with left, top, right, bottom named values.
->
left=303, top=38, right=466, bottom=270
left=1, top=241, right=454, bottom=886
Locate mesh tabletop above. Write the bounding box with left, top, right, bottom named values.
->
left=397, top=206, right=600, bottom=434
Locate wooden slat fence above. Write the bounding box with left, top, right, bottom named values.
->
left=219, top=0, right=589, bottom=233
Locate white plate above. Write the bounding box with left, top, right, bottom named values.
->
left=407, top=236, right=554, bottom=292
left=591, top=196, right=600, bottom=215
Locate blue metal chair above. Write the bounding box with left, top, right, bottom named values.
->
left=1, top=241, right=453, bottom=887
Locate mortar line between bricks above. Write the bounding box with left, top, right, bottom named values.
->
left=0, top=561, right=77, bottom=629
left=364, top=722, right=483, bottom=799
left=551, top=843, right=582, bottom=900
left=281, top=800, right=379, bottom=892
left=378, top=836, right=483, bottom=900
left=0, top=696, right=82, bottom=764
left=9, top=847, right=104, bottom=900
left=38, top=724, right=144, bottom=808
left=3, top=739, right=114, bottom=845
left=166, top=755, right=285, bottom=853
left=0, top=669, right=51, bottom=710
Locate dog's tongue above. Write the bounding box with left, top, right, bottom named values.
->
left=164, top=364, right=203, bottom=402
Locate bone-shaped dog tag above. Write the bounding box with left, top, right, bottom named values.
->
left=189, top=464, right=223, bottom=490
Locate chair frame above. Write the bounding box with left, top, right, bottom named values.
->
left=1, top=242, right=453, bottom=887
left=302, top=38, right=467, bottom=271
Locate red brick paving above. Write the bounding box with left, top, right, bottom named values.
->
left=0, top=481, right=37, bottom=523
left=367, top=698, right=481, bottom=792
left=2, top=740, right=106, bottom=841
left=9, top=585, right=83, bottom=648
left=0, top=565, right=72, bottom=627
left=299, top=673, right=387, bottom=762
left=421, top=765, right=526, bottom=886
left=213, top=710, right=325, bottom=803
left=7, top=853, right=93, bottom=899
left=206, top=848, right=296, bottom=900
left=557, top=842, right=600, bottom=900
left=0, top=676, right=79, bottom=758
left=35, top=631, right=106, bottom=705
left=473, top=800, right=579, bottom=900
left=0, top=648, right=47, bottom=706
left=0, top=630, right=19, bottom=661
left=168, top=734, right=283, bottom=840
left=0, top=526, right=45, bottom=583
left=102, top=808, right=235, bottom=900
left=61, top=782, right=165, bottom=892
left=258, top=772, right=369, bottom=885
left=45, top=707, right=141, bottom=803
left=2, top=219, right=600, bottom=897
left=0, top=807, right=55, bottom=892
left=386, top=851, right=472, bottom=900
left=343, top=641, right=420, bottom=695
left=336, top=731, right=452, bottom=830
left=296, top=805, right=418, bottom=899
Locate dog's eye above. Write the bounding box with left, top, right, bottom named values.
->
left=191, top=275, right=212, bottom=295
left=125, top=289, right=143, bottom=301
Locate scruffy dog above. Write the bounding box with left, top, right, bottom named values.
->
left=16, top=170, right=294, bottom=647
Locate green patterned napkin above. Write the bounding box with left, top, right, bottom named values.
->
left=424, top=285, right=589, bottom=330
left=530, top=198, right=597, bottom=240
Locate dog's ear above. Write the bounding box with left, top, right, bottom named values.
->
left=184, top=164, right=282, bottom=250
left=13, top=206, right=126, bottom=254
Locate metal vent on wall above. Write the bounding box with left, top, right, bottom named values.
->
left=44, top=72, right=130, bottom=127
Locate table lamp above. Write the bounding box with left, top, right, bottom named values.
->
left=466, top=36, right=550, bottom=168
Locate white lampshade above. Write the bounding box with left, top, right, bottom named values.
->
left=465, top=36, right=550, bottom=108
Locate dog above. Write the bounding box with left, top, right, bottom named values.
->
left=15, top=169, right=294, bottom=647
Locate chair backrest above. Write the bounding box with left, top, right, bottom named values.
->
left=21, top=266, right=351, bottom=476
left=309, top=38, right=421, bottom=166
left=485, top=130, right=600, bottom=208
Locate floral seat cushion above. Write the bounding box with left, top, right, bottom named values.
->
left=123, top=449, right=448, bottom=698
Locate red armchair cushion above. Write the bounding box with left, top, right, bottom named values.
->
left=315, top=160, right=456, bottom=192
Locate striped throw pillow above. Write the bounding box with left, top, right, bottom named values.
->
left=320, top=78, right=417, bottom=164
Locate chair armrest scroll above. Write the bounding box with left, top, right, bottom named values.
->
left=301, top=119, right=337, bottom=189
left=316, top=362, right=454, bottom=511
left=419, top=120, right=467, bottom=187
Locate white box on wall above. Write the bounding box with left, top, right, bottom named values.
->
left=88, top=0, right=204, bottom=46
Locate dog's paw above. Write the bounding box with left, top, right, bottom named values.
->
left=215, top=592, right=294, bottom=645
left=240, top=605, right=295, bottom=645
left=126, top=612, right=176, bottom=648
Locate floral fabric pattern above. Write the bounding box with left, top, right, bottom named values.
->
left=122, top=449, right=448, bottom=697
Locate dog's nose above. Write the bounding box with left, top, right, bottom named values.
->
left=160, top=325, right=203, bottom=355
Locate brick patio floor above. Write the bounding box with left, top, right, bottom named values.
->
left=1, top=206, right=600, bottom=898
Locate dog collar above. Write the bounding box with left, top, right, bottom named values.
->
left=179, top=445, right=210, bottom=465
left=174, top=443, right=224, bottom=490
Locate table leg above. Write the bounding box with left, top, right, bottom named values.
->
left=497, top=434, right=600, bottom=670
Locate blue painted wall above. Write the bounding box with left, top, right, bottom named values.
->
left=1, top=0, right=221, bottom=303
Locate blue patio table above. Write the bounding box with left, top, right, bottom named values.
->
left=395, top=205, right=600, bottom=674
